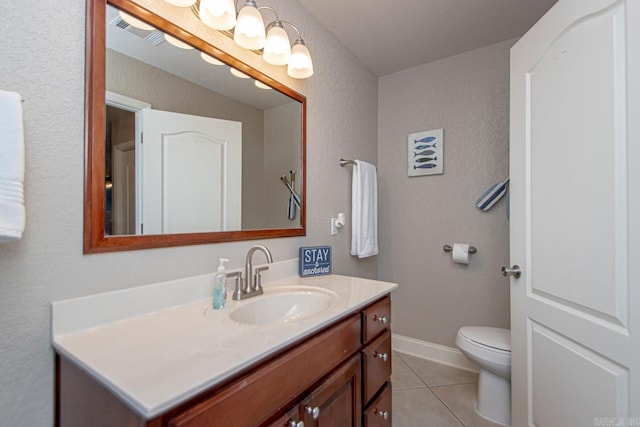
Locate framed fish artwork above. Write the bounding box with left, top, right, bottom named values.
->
left=408, top=129, right=444, bottom=177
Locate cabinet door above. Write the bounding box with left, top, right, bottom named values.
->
left=301, top=355, right=362, bottom=427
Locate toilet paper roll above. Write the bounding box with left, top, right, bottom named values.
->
left=452, top=243, right=470, bottom=265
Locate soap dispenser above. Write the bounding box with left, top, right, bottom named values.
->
left=213, top=258, right=229, bottom=309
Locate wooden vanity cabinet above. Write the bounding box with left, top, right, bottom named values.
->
left=56, top=295, right=393, bottom=427
left=268, top=354, right=361, bottom=427
left=361, top=296, right=392, bottom=426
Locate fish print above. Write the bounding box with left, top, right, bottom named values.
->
left=414, top=144, right=436, bottom=150
left=414, top=163, right=438, bottom=169
left=414, top=149, right=436, bottom=157
left=415, top=156, right=437, bottom=163
left=414, top=136, right=436, bottom=143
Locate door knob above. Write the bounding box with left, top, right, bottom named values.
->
left=501, top=265, right=521, bottom=279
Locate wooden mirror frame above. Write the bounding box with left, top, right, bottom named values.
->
left=84, top=0, right=306, bottom=253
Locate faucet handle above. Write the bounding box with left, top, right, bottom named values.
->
left=254, top=266, right=269, bottom=290
left=226, top=271, right=243, bottom=300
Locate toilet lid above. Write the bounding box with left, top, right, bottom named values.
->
left=459, top=326, right=510, bottom=352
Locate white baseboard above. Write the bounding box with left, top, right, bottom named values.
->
left=392, top=333, right=478, bottom=373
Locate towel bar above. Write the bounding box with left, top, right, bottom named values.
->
left=340, top=158, right=357, bottom=167
left=443, top=244, right=477, bottom=255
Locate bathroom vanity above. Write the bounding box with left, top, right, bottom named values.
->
left=53, top=265, right=396, bottom=426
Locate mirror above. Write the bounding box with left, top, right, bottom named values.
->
left=85, top=0, right=306, bottom=253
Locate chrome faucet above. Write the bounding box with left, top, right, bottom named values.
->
left=232, top=244, right=273, bottom=300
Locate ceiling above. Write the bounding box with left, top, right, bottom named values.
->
left=297, top=0, right=559, bottom=76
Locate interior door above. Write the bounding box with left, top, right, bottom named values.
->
left=140, top=109, right=242, bottom=234
left=509, top=0, right=639, bottom=425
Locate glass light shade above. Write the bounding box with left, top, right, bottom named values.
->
left=163, top=0, right=196, bottom=6
left=199, top=0, right=236, bottom=31
left=230, top=68, right=251, bottom=79
left=119, top=11, right=155, bottom=31
left=233, top=3, right=266, bottom=50
left=287, top=42, right=313, bottom=79
left=263, top=25, right=291, bottom=66
left=200, top=52, right=224, bottom=65
left=254, top=80, right=272, bottom=90
left=164, top=34, right=194, bottom=49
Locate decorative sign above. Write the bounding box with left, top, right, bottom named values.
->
left=408, top=128, right=444, bottom=177
left=299, top=246, right=332, bottom=277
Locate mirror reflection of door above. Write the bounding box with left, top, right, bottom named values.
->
left=140, top=109, right=242, bottom=234
left=112, top=139, right=135, bottom=235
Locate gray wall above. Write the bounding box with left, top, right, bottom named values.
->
left=378, top=39, right=515, bottom=347
left=263, top=102, right=303, bottom=229
left=0, top=0, right=378, bottom=424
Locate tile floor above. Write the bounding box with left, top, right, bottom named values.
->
left=392, top=351, right=503, bottom=427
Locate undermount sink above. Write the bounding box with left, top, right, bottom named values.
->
left=229, top=286, right=337, bottom=325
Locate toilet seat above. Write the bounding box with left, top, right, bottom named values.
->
left=458, top=326, right=510, bottom=353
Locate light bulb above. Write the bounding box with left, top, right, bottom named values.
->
left=263, top=23, right=291, bottom=66
left=163, top=0, right=196, bottom=6
left=199, top=0, right=236, bottom=31
left=287, top=40, right=313, bottom=79
left=233, top=1, right=266, bottom=50
left=164, top=33, right=194, bottom=49
left=119, top=11, right=155, bottom=31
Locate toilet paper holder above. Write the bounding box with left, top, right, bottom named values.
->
left=443, top=244, right=477, bottom=255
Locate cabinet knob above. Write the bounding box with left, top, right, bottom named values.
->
left=372, top=315, right=388, bottom=325
left=373, top=351, right=389, bottom=362
left=288, top=421, right=304, bottom=427
left=374, top=408, right=389, bottom=420
left=305, top=405, right=320, bottom=420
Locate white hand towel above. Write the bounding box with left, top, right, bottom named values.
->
left=0, top=90, right=25, bottom=242
left=351, top=160, right=378, bottom=258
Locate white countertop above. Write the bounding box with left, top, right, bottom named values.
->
left=52, top=260, right=397, bottom=419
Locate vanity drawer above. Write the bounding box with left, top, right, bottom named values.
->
left=362, top=296, right=391, bottom=343
left=362, top=330, right=392, bottom=404
left=168, top=314, right=361, bottom=427
left=363, top=383, right=392, bottom=427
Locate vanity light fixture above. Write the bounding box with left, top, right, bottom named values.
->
left=234, top=0, right=265, bottom=49
left=163, top=0, right=314, bottom=79
left=164, top=0, right=197, bottom=6
left=199, top=0, right=236, bottom=31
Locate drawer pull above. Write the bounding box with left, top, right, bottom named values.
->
left=373, top=351, right=389, bottom=362
left=288, top=421, right=304, bottom=427
left=372, top=315, right=388, bottom=325
left=305, top=405, right=320, bottom=419
left=374, top=408, right=389, bottom=420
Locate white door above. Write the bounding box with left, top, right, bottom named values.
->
left=510, top=0, right=639, bottom=425
left=141, top=109, right=242, bottom=234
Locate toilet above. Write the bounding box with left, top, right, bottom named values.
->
left=456, top=326, right=511, bottom=426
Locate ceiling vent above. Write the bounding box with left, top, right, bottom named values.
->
left=109, top=16, right=165, bottom=47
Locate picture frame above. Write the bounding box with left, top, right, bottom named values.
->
left=408, top=129, right=443, bottom=176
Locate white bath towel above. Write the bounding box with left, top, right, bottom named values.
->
left=351, top=160, right=378, bottom=258
left=0, top=90, right=25, bottom=242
